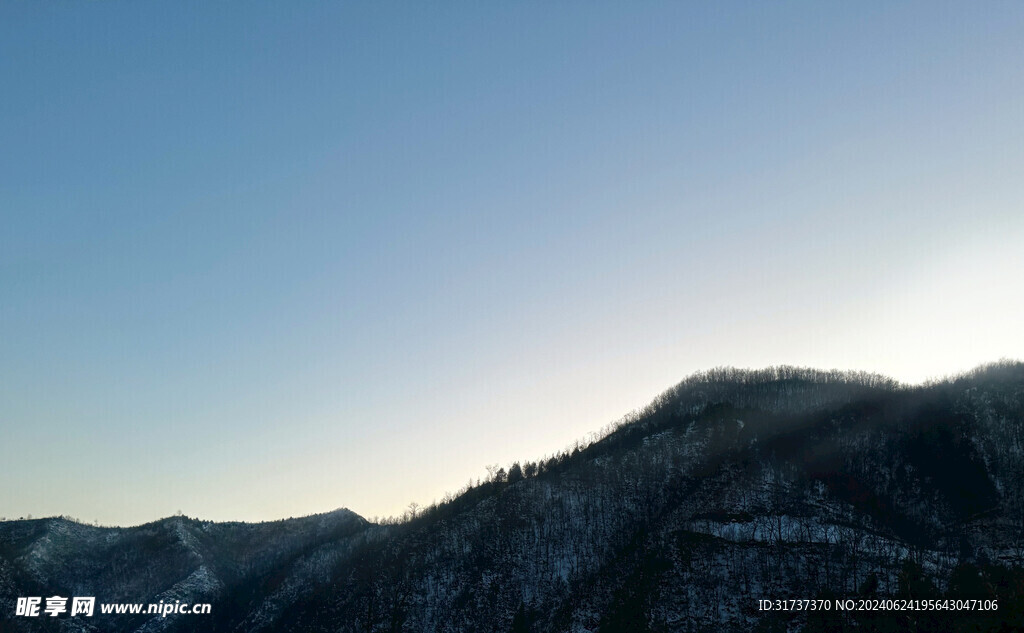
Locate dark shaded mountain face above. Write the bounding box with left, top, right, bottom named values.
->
left=3, top=363, right=1024, bottom=633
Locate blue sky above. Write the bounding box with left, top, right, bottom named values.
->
left=2, top=2, right=1023, bottom=525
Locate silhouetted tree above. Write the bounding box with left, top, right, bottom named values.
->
left=508, top=462, right=524, bottom=483
left=510, top=601, right=530, bottom=633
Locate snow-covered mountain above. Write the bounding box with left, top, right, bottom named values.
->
left=3, top=362, right=1023, bottom=632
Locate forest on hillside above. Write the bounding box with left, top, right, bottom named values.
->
left=2, top=362, right=1023, bottom=632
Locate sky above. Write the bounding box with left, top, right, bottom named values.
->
left=2, top=2, right=1023, bottom=526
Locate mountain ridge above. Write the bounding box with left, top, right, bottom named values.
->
left=3, top=361, right=1023, bottom=632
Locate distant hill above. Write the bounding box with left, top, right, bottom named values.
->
left=3, top=362, right=1023, bottom=632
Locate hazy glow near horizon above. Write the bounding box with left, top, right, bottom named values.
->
left=2, top=2, right=1023, bottom=526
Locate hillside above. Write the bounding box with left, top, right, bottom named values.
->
left=3, top=362, right=1023, bottom=632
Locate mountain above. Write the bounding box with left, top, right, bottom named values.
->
left=3, top=362, right=1023, bottom=632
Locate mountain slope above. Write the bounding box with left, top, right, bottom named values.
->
left=0, top=510, right=368, bottom=633
left=3, top=362, right=1023, bottom=632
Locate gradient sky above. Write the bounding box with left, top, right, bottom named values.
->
left=2, top=2, right=1023, bottom=526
